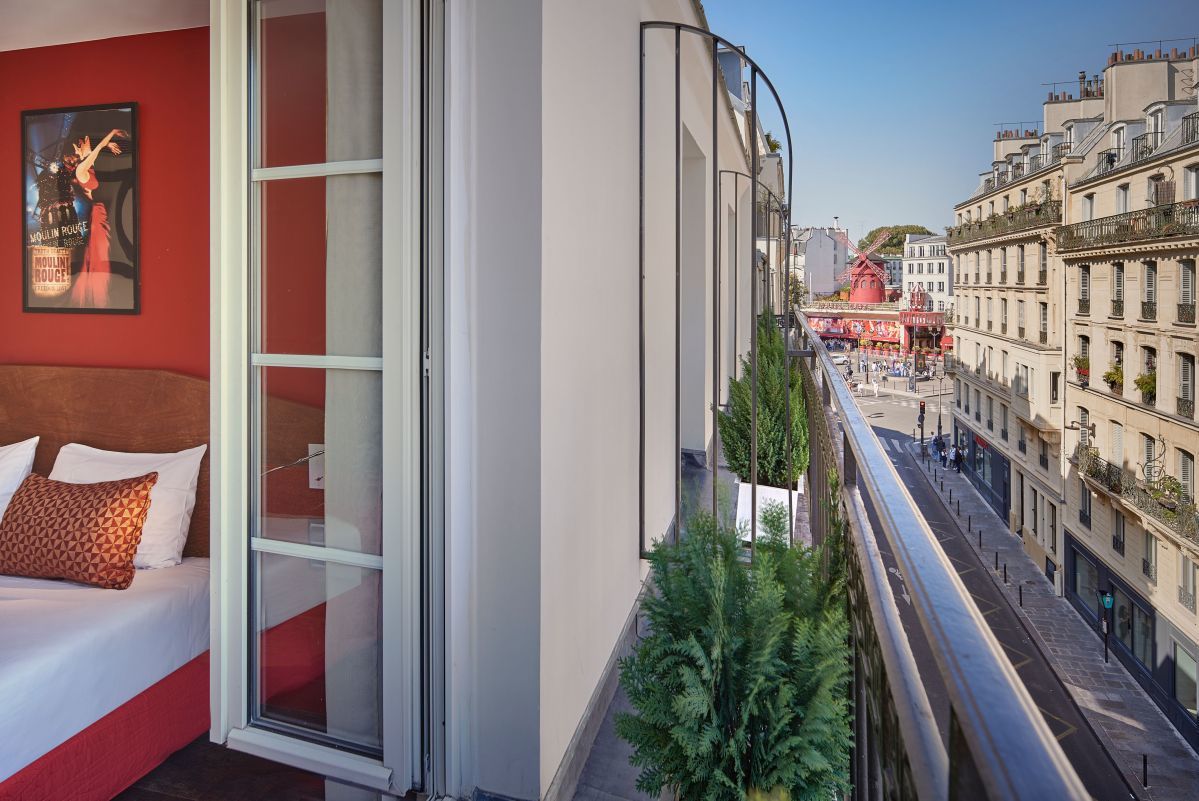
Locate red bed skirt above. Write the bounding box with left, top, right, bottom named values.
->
left=0, top=651, right=210, bottom=801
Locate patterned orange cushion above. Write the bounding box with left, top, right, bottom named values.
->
left=0, top=472, right=158, bottom=590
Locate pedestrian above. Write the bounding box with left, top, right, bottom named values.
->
left=872, top=377, right=879, bottom=397
left=940, top=445, right=948, bottom=468
left=948, top=445, right=958, bottom=472
left=955, top=447, right=964, bottom=473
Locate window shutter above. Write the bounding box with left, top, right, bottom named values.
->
left=1146, top=264, right=1157, bottom=302
left=1183, top=261, right=1195, bottom=305
left=1081, top=267, right=1090, bottom=300
left=1182, top=355, right=1194, bottom=402
left=1079, top=408, right=1090, bottom=445
left=1112, top=423, right=1123, bottom=465
left=1181, top=451, right=1195, bottom=501
left=1115, top=264, right=1124, bottom=301
left=1144, top=434, right=1156, bottom=479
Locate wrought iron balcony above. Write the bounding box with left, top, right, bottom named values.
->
left=1080, top=508, right=1091, bottom=527
left=1017, top=270, right=1026, bottom=285
left=1142, top=301, right=1157, bottom=321
left=1111, top=299, right=1124, bottom=318
left=1018, top=326, right=1026, bottom=339
left=1018, top=439, right=1028, bottom=454
left=794, top=316, right=1091, bottom=800
left=1038, top=269, right=1047, bottom=286
left=1039, top=453, right=1049, bottom=470
left=1039, top=330, right=1048, bottom=345
left=1000, top=270, right=1007, bottom=283
left=1130, top=131, right=1163, bottom=163
left=1028, top=154, right=1047, bottom=173
left=995, top=170, right=1011, bottom=187
left=1112, top=535, right=1125, bottom=556
left=1078, top=298, right=1090, bottom=315
left=1058, top=201, right=1199, bottom=250
left=1181, top=586, right=1197, bottom=613
left=1179, top=397, right=1195, bottom=419
left=987, top=418, right=994, bottom=431
left=1185, top=112, right=1199, bottom=146
left=1096, top=147, right=1123, bottom=175
left=1076, top=445, right=1199, bottom=544
left=1001, top=322, right=1008, bottom=334
left=1051, top=142, right=1072, bottom=162
left=1142, top=389, right=1156, bottom=407
left=946, top=201, right=1062, bottom=246
left=1180, top=303, right=1196, bottom=324
left=986, top=272, right=992, bottom=284
left=1144, top=558, right=1158, bottom=583
left=1001, top=428, right=1008, bottom=440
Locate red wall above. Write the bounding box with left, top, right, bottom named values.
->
left=0, top=28, right=209, bottom=378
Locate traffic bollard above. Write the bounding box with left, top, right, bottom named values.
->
left=1003, top=563, right=1007, bottom=583
left=957, top=499, right=960, bottom=516
left=1143, top=754, right=1148, bottom=788
left=994, top=551, right=999, bottom=570
left=1019, top=584, right=1023, bottom=607
left=978, top=530, right=982, bottom=549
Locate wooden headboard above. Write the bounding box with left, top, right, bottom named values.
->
left=0, top=365, right=210, bottom=557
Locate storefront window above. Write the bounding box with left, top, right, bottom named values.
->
left=1113, top=587, right=1154, bottom=667
left=1176, top=644, right=1198, bottom=718
left=1074, top=548, right=1098, bottom=611
left=1114, top=589, right=1134, bottom=651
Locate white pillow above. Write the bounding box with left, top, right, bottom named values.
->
left=50, top=443, right=207, bottom=569
left=0, top=437, right=39, bottom=522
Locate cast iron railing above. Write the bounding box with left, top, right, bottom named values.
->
left=1051, top=142, right=1071, bottom=162
left=1078, top=298, right=1090, bottom=315
left=1185, top=112, right=1199, bottom=146
left=1058, top=201, right=1199, bottom=250
left=1179, top=303, right=1196, bottom=324
left=1076, top=445, right=1199, bottom=544
left=946, top=201, right=1062, bottom=246
left=1144, top=558, right=1158, bottom=583
left=1096, top=147, right=1123, bottom=175
left=1181, top=586, right=1197, bottom=613
left=1112, top=534, right=1125, bottom=556
left=1111, top=299, right=1124, bottom=318
left=1179, top=397, right=1195, bottom=419
left=1142, top=301, right=1157, bottom=321
left=1017, top=269, right=1026, bottom=284
left=796, top=316, right=1090, bottom=800
left=1039, top=330, right=1048, bottom=345
left=1038, top=269, right=1047, bottom=286
left=1130, top=131, right=1163, bottom=163
left=1028, top=154, right=1047, bottom=173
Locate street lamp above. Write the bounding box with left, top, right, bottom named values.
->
left=937, top=375, right=945, bottom=435
left=1095, top=589, right=1114, bottom=663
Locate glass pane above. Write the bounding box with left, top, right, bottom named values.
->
left=1176, top=645, right=1198, bottom=717
left=258, top=175, right=382, bottom=357
left=1074, top=550, right=1098, bottom=605
left=1114, top=589, right=1133, bottom=650
left=256, top=0, right=382, bottom=168
left=256, top=367, right=382, bottom=555
left=1134, top=605, right=1153, bottom=666
left=254, top=552, right=382, bottom=753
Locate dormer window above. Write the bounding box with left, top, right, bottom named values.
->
left=1148, top=107, right=1163, bottom=134
left=1064, top=125, right=1074, bottom=146
left=1112, top=126, right=1126, bottom=154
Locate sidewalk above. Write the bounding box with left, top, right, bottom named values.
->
left=905, top=440, right=1199, bottom=800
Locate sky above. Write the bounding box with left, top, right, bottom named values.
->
left=702, top=0, right=1199, bottom=244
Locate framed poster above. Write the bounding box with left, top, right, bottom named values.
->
left=22, top=103, right=138, bottom=313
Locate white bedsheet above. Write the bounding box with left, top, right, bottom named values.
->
left=0, top=558, right=210, bottom=781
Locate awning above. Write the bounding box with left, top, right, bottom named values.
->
left=940, top=334, right=954, bottom=349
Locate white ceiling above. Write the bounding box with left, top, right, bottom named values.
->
left=0, top=0, right=208, bottom=53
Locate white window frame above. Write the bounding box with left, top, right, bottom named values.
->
left=210, top=1, right=424, bottom=792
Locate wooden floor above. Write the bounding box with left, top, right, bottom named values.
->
left=112, top=737, right=326, bottom=801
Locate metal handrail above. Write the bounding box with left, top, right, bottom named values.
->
left=1058, top=201, right=1199, bottom=250
left=797, top=315, right=1089, bottom=800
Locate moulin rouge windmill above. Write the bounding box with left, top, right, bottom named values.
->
left=832, top=228, right=891, bottom=304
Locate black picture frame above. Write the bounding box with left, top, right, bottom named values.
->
left=21, top=102, right=139, bottom=314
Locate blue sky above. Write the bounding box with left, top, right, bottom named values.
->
left=702, top=0, right=1198, bottom=242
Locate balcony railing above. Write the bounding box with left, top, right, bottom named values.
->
left=1018, top=439, right=1027, bottom=453
left=1028, top=154, right=1047, bottom=173
left=1017, top=270, right=1026, bottom=285
left=1039, top=453, right=1049, bottom=470
left=1000, top=270, right=1007, bottom=283
left=1058, top=201, right=1199, bottom=250
left=1142, top=301, right=1157, bottom=321
left=1001, top=322, right=1008, bottom=334
left=795, top=316, right=1090, bottom=799
left=1018, top=326, right=1026, bottom=339
left=1051, top=142, right=1072, bottom=162
left=1078, top=298, right=1090, bottom=315
left=1039, top=330, right=1048, bottom=345
left=1185, top=112, right=1199, bottom=146
left=1180, top=303, right=1196, bottom=324
left=1037, top=269, right=1047, bottom=286
left=1181, top=586, right=1197, bottom=613
left=946, top=201, right=1062, bottom=246
left=1096, top=147, right=1123, bottom=175
left=986, top=272, right=992, bottom=284
left=1076, top=445, right=1199, bottom=544
left=1179, top=397, right=1195, bottom=419
left=1111, top=299, right=1124, bottom=318
left=1080, top=508, right=1091, bottom=527
left=1112, top=535, right=1125, bottom=556
left=1144, top=558, right=1158, bottom=583
left=995, top=170, right=1011, bottom=187
left=1130, top=131, right=1163, bottom=163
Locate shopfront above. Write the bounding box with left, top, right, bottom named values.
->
left=1065, top=534, right=1199, bottom=751
left=953, top=419, right=1009, bottom=521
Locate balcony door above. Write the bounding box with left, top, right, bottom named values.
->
left=212, top=0, right=425, bottom=795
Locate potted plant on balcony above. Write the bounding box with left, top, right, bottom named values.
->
left=1103, top=362, right=1123, bottom=393
left=1072, top=354, right=1090, bottom=384
left=1135, top=370, right=1157, bottom=404
left=720, top=314, right=810, bottom=535
left=617, top=507, right=851, bottom=800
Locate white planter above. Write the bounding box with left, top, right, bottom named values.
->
left=735, top=479, right=802, bottom=543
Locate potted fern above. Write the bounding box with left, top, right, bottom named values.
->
left=617, top=506, right=851, bottom=800
left=1103, top=363, right=1123, bottom=393
left=720, top=314, right=810, bottom=538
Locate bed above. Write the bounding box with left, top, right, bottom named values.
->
left=0, top=365, right=211, bottom=801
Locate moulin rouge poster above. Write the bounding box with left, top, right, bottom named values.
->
left=22, top=103, right=138, bottom=313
